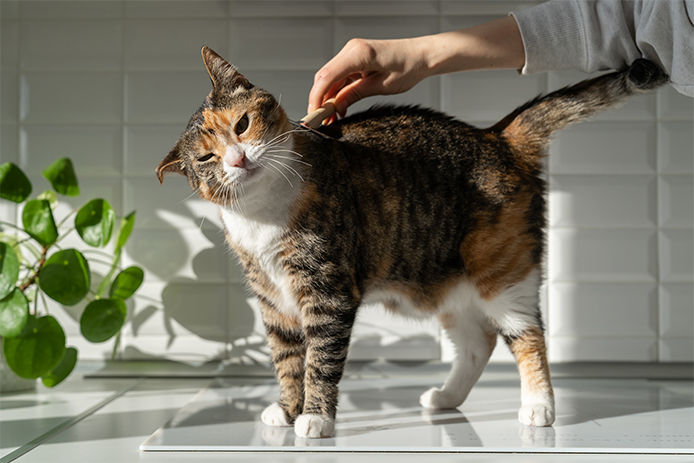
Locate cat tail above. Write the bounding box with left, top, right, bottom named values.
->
left=492, top=59, right=668, bottom=155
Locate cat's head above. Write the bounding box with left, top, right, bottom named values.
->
left=156, top=46, right=292, bottom=205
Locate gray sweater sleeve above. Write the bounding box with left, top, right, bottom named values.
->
left=511, top=0, right=694, bottom=97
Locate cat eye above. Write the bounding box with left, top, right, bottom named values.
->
left=197, top=153, right=215, bottom=162
left=235, top=113, right=249, bottom=135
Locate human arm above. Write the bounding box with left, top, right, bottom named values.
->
left=307, top=15, right=525, bottom=117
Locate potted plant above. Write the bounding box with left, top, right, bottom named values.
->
left=0, top=158, right=143, bottom=391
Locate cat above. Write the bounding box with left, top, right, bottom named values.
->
left=156, top=46, right=667, bottom=438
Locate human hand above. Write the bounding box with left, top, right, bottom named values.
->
left=308, top=37, right=430, bottom=124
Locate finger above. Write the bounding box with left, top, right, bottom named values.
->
left=308, top=43, right=373, bottom=112
left=333, top=73, right=381, bottom=115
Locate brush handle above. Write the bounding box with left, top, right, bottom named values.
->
left=300, top=98, right=337, bottom=129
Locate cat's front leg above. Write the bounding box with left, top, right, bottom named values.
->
left=257, top=298, right=306, bottom=426
left=294, top=291, right=357, bottom=438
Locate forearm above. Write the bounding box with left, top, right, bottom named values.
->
left=418, top=16, right=525, bottom=77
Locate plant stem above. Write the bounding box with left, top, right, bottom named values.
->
left=0, top=221, right=29, bottom=234
left=56, top=209, right=77, bottom=229
left=111, top=332, right=121, bottom=360
left=19, top=246, right=48, bottom=292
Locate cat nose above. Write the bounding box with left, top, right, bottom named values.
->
left=223, top=147, right=246, bottom=168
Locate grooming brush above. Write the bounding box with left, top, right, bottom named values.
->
left=289, top=98, right=338, bottom=140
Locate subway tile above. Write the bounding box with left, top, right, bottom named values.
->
left=244, top=70, right=314, bottom=119
left=550, top=122, right=656, bottom=174
left=659, top=338, right=694, bottom=362
left=2, top=71, right=19, bottom=124
left=228, top=1, right=332, bottom=17
left=658, top=122, right=694, bottom=174
left=128, top=281, right=227, bottom=341
left=1, top=19, right=19, bottom=69
left=125, top=70, right=210, bottom=124
left=21, top=20, right=122, bottom=70
left=228, top=283, right=263, bottom=341
left=123, top=228, right=229, bottom=283
left=548, top=336, right=657, bottom=362
left=125, top=1, right=229, bottom=19
left=335, top=16, right=439, bottom=51
left=549, top=175, right=656, bottom=228
left=548, top=282, right=657, bottom=337
left=21, top=71, right=122, bottom=124
left=1, top=125, right=19, bottom=163
left=442, top=70, right=546, bottom=123
left=658, top=85, right=694, bottom=120
left=230, top=18, right=332, bottom=70
left=123, top=176, right=222, bottom=230
left=659, top=175, right=694, bottom=227
left=125, top=124, right=183, bottom=176
left=659, top=283, right=694, bottom=338
left=19, top=1, right=122, bottom=19
left=28, top=175, right=123, bottom=222
left=659, top=229, right=694, bottom=282
left=20, top=125, right=122, bottom=176
left=548, top=70, right=656, bottom=121
left=124, top=19, right=227, bottom=70
left=335, top=1, right=438, bottom=16
left=548, top=229, right=657, bottom=282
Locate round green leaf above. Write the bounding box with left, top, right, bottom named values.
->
left=0, top=242, right=20, bottom=299
left=114, top=211, right=136, bottom=255
left=37, top=190, right=58, bottom=208
left=22, top=199, right=58, bottom=246
left=41, top=346, right=77, bottom=388
left=39, top=249, right=90, bottom=306
left=3, top=315, right=65, bottom=379
left=42, top=157, right=79, bottom=197
left=0, top=288, right=29, bottom=337
left=0, top=162, right=32, bottom=203
left=80, top=298, right=126, bottom=343
left=75, top=199, right=115, bottom=248
left=109, top=266, right=144, bottom=300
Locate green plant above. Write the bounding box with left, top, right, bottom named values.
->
left=0, top=158, right=143, bottom=387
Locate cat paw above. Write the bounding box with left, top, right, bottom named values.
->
left=261, top=402, right=291, bottom=427
left=294, top=414, right=335, bottom=438
left=518, top=403, right=555, bottom=427
left=419, top=387, right=462, bottom=410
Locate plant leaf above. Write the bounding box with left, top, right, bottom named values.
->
left=114, top=211, right=136, bottom=255
left=0, top=288, right=29, bottom=337
left=41, top=346, right=77, bottom=388
left=80, top=298, right=126, bottom=343
left=75, top=199, right=115, bottom=248
left=37, top=190, right=58, bottom=208
left=0, top=162, right=32, bottom=203
left=2, top=315, right=65, bottom=379
left=22, top=199, right=58, bottom=246
left=109, top=266, right=144, bottom=300
left=39, top=249, right=90, bottom=306
left=0, top=242, right=20, bottom=299
left=42, top=158, right=79, bottom=196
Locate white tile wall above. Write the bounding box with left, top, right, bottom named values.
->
left=1, top=0, right=692, bottom=364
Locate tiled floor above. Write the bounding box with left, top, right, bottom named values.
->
left=1, top=362, right=693, bottom=462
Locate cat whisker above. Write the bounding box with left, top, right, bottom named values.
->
left=265, top=148, right=305, bottom=158
left=261, top=161, right=294, bottom=188
left=265, top=153, right=311, bottom=166
left=266, top=158, right=304, bottom=183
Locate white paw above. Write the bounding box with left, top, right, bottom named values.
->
left=294, top=414, right=335, bottom=438
left=261, top=402, right=291, bottom=427
left=518, top=402, right=555, bottom=426
left=419, top=387, right=462, bottom=410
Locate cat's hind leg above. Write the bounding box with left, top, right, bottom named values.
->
left=420, top=310, right=497, bottom=410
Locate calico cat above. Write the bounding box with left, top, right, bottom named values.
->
left=156, top=47, right=667, bottom=438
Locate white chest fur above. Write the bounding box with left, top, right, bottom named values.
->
left=220, top=169, right=301, bottom=318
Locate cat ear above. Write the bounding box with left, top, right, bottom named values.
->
left=156, top=145, right=185, bottom=184
left=201, top=46, right=252, bottom=91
